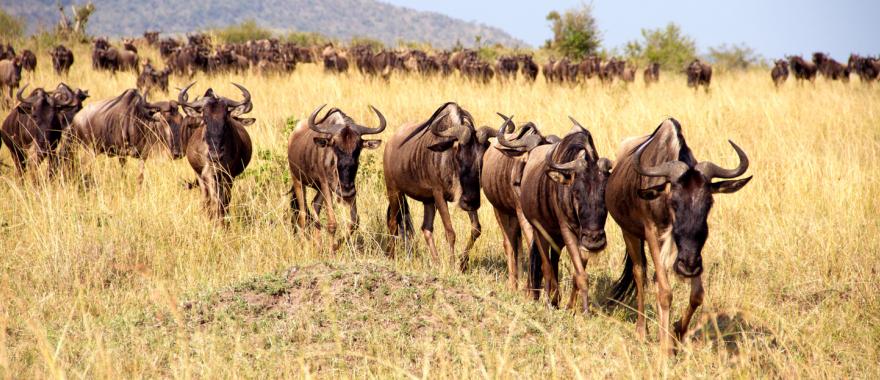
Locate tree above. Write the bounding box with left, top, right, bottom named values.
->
left=0, top=9, right=25, bottom=40
left=708, top=43, right=763, bottom=71
left=625, top=22, right=696, bottom=70
left=545, top=4, right=601, bottom=59
left=214, top=20, right=272, bottom=44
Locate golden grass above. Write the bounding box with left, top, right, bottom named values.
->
left=0, top=44, right=878, bottom=378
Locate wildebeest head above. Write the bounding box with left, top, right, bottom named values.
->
left=493, top=113, right=552, bottom=158
left=15, top=85, right=80, bottom=157
left=147, top=100, right=186, bottom=159
left=178, top=82, right=254, bottom=161
left=51, top=83, right=89, bottom=129
left=633, top=119, right=751, bottom=277
left=306, top=104, right=386, bottom=199
left=406, top=102, right=497, bottom=211
left=544, top=118, right=613, bottom=252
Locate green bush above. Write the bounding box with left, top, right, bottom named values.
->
left=544, top=5, right=601, bottom=59
left=708, top=43, right=765, bottom=71
left=215, top=19, right=273, bottom=44
left=284, top=31, right=331, bottom=46
left=625, top=23, right=697, bottom=70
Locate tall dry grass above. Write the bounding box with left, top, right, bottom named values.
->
left=0, top=44, right=877, bottom=378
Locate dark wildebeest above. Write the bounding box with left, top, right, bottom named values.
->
left=849, top=54, right=879, bottom=83
left=0, top=44, right=14, bottom=60
left=579, top=56, right=601, bottom=80
left=543, top=58, right=556, bottom=82
left=383, top=102, right=497, bottom=270
left=287, top=105, right=386, bottom=239
left=643, top=62, right=660, bottom=86
left=771, top=59, right=789, bottom=88
left=787, top=55, right=817, bottom=83
left=686, top=59, right=712, bottom=92
left=144, top=31, right=160, bottom=46
left=178, top=83, right=255, bottom=220
left=122, top=39, right=139, bottom=55
left=1, top=85, right=81, bottom=176
left=20, top=50, right=37, bottom=74
left=51, top=45, right=75, bottom=75
left=606, top=118, right=751, bottom=355
left=137, top=60, right=171, bottom=98
left=64, top=88, right=185, bottom=182
left=519, top=54, right=538, bottom=81
left=495, top=55, right=519, bottom=81
left=520, top=118, right=612, bottom=310
left=0, top=57, right=23, bottom=106
left=620, top=62, right=636, bottom=84
left=599, top=58, right=618, bottom=84
left=813, top=52, right=849, bottom=82
left=482, top=114, right=559, bottom=290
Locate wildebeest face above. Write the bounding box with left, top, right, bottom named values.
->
left=427, top=128, right=493, bottom=211
left=15, top=87, right=68, bottom=158
left=150, top=101, right=186, bottom=159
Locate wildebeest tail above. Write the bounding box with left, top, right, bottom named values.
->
left=609, top=244, right=645, bottom=305
left=528, top=240, right=542, bottom=293
left=386, top=195, right=414, bottom=236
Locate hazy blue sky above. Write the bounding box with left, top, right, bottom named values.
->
left=383, top=0, right=878, bottom=59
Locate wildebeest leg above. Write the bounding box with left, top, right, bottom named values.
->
left=8, top=145, right=26, bottom=176
left=420, top=201, right=440, bottom=261
left=674, top=276, right=704, bottom=343
left=560, top=226, right=590, bottom=313
left=623, top=232, right=648, bottom=340
left=318, top=181, right=337, bottom=236
left=460, top=210, right=481, bottom=272
left=291, top=179, right=310, bottom=230
left=311, top=191, right=325, bottom=229
left=218, top=173, right=233, bottom=220
left=645, top=224, right=674, bottom=356
left=539, top=238, right=561, bottom=307
left=494, top=209, right=520, bottom=291
left=345, top=197, right=359, bottom=234
left=432, top=192, right=458, bottom=270
left=385, top=191, right=402, bottom=257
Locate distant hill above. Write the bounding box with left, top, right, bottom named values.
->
left=2, top=0, right=526, bottom=48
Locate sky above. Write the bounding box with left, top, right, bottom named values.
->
left=383, top=0, right=878, bottom=60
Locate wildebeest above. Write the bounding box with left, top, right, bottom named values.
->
left=287, top=105, right=386, bottom=239
left=519, top=54, right=539, bottom=81
left=849, top=54, right=879, bottom=83
left=520, top=118, right=612, bottom=310
left=813, top=52, right=849, bottom=82
left=63, top=88, right=185, bottom=182
left=606, top=118, right=751, bottom=355
left=0, top=57, right=23, bottom=106
left=771, top=59, right=789, bottom=88
left=495, top=55, right=519, bottom=81
left=643, top=62, right=660, bottom=86
left=51, top=45, right=75, bottom=75
left=0, top=43, right=14, bottom=60
left=482, top=114, right=558, bottom=290
left=383, top=102, right=497, bottom=270
left=178, top=83, right=254, bottom=219
left=1, top=85, right=82, bottom=176
left=787, top=55, right=817, bottom=83
left=686, top=59, right=712, bottom=92
left=579, top=56, right=601, bottom=80
left=543, top=57, right=556, bottom=82
left=20, top=50, right=36, bottom=74
left=144, top=31, right=160, bottom=46
left=137, top=60, right=171, bottom=98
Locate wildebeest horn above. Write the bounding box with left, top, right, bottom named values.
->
left=546, top=143, right=587, bottom=173
left=429, top=110, right=470, bottom=143
left=695, top=140, right=750, bottom=179
left=476, top=125, right=498, bottom=145
left=307, top=104, right=337, bottom=134
left=16, top=84, right=31, bottom=105
left=568, top=116, right=589, bottom=134
left=354, top=105, right=386, bottom=135
left=495, top=114, right=541, bottom=152
left=494, top=113, right=516, bottom=147
left=633, top=134, right=690, bottom=180
left=227, top=82, right=252, bottom=114
left=178, top=82, right=197, bottom=107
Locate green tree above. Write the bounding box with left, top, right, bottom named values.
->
left=0, top=9, right=25, bottom=40
left=215, top=20, right=272, bottom=44
left=625, top=22, right=696, bottom=70
left=545, top=4, right=601, bottom=58
left=708, top=43, right=763, bottom=71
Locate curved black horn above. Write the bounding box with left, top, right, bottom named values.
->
left=178, top=82, right=196, bottom=106
left=568, top=116, right=589, bottom=134
left=633, top=134, right=689, bottom=180
left=546, top=143, right=587, bottom=172
left=16, top=84, right=31, bottom=105
left=355, top=105, right=387, bottom=135
left=494, top=113, right=517, bottom=147
left=307, top=104, right=334, bottom=134
left=696, top=140, right=750, bottom=179
left=476, top=125, right=498, bottom=145
left=227, top=82, right=252, bottom=114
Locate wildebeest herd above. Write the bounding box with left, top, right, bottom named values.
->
left=0, top=34, right=875, bottom=355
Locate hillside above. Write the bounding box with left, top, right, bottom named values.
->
left=2, top=0, right=525, bottom=48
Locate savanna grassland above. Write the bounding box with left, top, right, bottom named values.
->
left=0, top=43, right=878, bottom=378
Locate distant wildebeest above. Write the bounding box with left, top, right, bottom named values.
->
left=449, top=49, right=476, bottom=72
left=643, top=62, right=660, bottom=86
left=178, top=83, right=255, bottom=220
left=137, top=60, right=171, bottom=98
left=482, top=114, right=558, bottom=290
left=51, top=45, right=74, bottom=75
left=158, top=38, right=181, bottom=59
left=849, top=54, right=879, bottom=83
left=607, top=118, right=751, bottom=355
left=461, top=57, right=494, bottom=83
left=543, top=57, right=556, bottom=82
left=552, top=57, right=577, bottom=83
left=771, top=59, right=789, bottom=88
left=287, top=105, right=386, bottom=239
left=599, top=57, right=618, bottom=84
left=520, top=118, right=612, bottom=309
left=1, top=85, right=82, bottom=176
left=63, top=88, right=185, bottom=182
left=495, top=55, right=519, bottom=81
left=813, top=52, right=849, bottom=82
left=579, top=55, right=601, bottom=80
left=519, top=54, right=539, bottom=81
left=0, top=43, right=15, bottom=60
left=383, top=102, right=497, bottom=270
left=322, top=44, right=349, bottom=73
left=686, top=59, right=712, bottom=92
left=0, top=57, right=23, bottom=106
left=620, top=62, right=636, bottom=84
left=122, top=38, right=138, bottom=55
left=144, top=31, right=160, bottom=46
left=20, top=50, right=36, bottom=74
left=787, top=55, right=817, bottom=83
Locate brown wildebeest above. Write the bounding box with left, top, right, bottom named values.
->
left=542, top=58, right=556, bottom=82
left=482, top=114, right=559, bottom=290
left=122, top=39, right=138, bottom=55
left=383, top=102, right=497, bottom=270
left=519, top=54, right=539, bottom=81
left=849, top=54, right=879, bottom=83
left=20, top=50, right=36, bottom=74
left=771, top=59, right=789, bottom=88
left=643, top=62, right=660, bottom=86
left=178, top=83, right=254, bottom=220
left=51, top=45, right=74, bottom=75
left=0, top=57, right=23, bottom=106
left=520, top=118, right=612, bottom=310
left=495, top=55, right=519, bottom=81
left=287, top=105, right=386, bottom=239
left=686, top=59, right=712, bottom=92
left=137, top=60, right=170, bottom=98
left=813, top=52, right=849, bottom=82
left=606, top=118, right=751, bottom=355
left=787, top=55, right=817, bottom=83
left=144, top=31, right=160, bottom=46
left=63, top=88, right=186, bottom=182
left=0, top=43, right=14, bottom=60
left=1, top=85, right=82, bottom=176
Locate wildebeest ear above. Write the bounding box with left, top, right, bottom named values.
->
left=547, top=171, right=573, bottom=186
left=313, top=136, right=332, bottom=147
left=235, top=117, right=256, bottom=126
left=637, top=183, right=668, bottom=200
left=362, top=139, right=382, bottom=149
left=711, top=176, right=752, bottom=194
left=427, top=138, right=455, bottom=152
